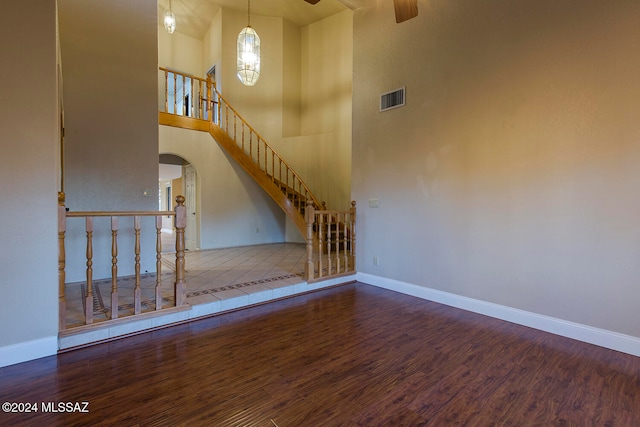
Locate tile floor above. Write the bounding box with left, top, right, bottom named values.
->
left=60, top=241, right=353, bottom=349
left=64, top=242, right=307, bottom=327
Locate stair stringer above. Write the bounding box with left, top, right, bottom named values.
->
left=208, top=121, right=313, bottom=244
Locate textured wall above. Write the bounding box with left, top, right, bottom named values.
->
left=353, top=0, right=640, bottom=336
left=59, top=0, right=159, bottom=281
left=0, top=1, right=58, bottom=354
left=159, top=126, right=286, bottom=249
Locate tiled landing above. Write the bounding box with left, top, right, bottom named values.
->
left=60, top=243, right=355, bottom=350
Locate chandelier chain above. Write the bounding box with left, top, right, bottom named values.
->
left=248, top=0, right=251, bottom=27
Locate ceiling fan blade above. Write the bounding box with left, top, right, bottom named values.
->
left=304, top=0, right=322, bottom=4
left=393, top=0, right=419, bottom=23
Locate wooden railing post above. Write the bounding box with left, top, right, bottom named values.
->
left=305, top=200, right=315, bottom=281
left=133, top=216, right=142, bottom=315
left=58, top=192, right=66, bottom=331
left=155, top=216, right=163, bottom=310
left=206, top=75, right=212, bottom=122
left=164, top=69, right=168, bottom=113
left=85, top=217, right=94, bottom=325
left=350, top=201, right=356, bottom=270
left=111, top=217, right=119, bottom=320
left=174, top=195, right=187, bottom=306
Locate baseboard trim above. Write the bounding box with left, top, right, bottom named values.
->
left=0, top=336, right=58, bottom=368
left=357, top=272, right=640, bottom=357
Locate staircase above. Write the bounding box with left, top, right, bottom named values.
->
left=158, top=68, right=323, bottom=242
left=208, top=121, right=320, bottom=241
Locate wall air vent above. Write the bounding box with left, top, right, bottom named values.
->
left=380, top=87, right=405, bottom=112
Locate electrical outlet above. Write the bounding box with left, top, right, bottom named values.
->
left=369, top=199, right=379, bottom=208
left=373, top=256, right=379, bottom=266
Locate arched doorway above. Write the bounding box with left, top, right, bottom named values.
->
left=159, top=153, right=199, bottom=252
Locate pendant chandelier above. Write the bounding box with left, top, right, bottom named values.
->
left=237, top=0, right=260, bottom=86
left=164, top=0, right=176, bottom=34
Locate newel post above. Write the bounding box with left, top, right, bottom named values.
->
left=58, top=192, right=67, bottom=331
left=305, top=199, right=315, bottom=281
left=174, top=195, right=187, bottom=306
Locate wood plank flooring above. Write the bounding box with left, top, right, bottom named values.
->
left=1, top=282, right=640, bottom=426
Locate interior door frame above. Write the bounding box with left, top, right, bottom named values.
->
left=184, top=163, right=199, bottom=251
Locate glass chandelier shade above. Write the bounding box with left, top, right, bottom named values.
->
left=237, top=26, right=261, bottom=86
left=164, top=1, right=176, bottom=34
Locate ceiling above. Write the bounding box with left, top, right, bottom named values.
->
left=158, top=0, right=365, bottom=40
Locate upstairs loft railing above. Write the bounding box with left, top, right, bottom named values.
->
left=212, top=90, right=324, bottom=215
left=58, top=193, right=187, bottom=331
left=158, top=67, right=323, bottom=215
left=159, top=67, right=214, bottom=123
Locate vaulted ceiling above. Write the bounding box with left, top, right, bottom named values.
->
left=158, top=0, right=364, bottom=40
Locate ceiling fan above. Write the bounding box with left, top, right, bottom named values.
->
left=304, top=0, right=418, bottom=23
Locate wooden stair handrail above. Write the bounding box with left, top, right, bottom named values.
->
left=158, top=67, right=323, bottom=211
left=158, top=67, right=325, bottom=247
left=210, top=85, right=323, bottom=211
left=208, top=122, right=313, bottom=245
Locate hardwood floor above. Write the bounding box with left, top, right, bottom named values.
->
left=1, top=282, right=639, bottom=426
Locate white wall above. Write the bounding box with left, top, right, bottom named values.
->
left=159, top=126, right=286, bottom=248
left=218, top=10, right=285, bottom=147
left=159, top=25, right=203, bottom=76
left=203, top=9, right=223, bottom=86
left=59, top=0, right=159, bottom=282
left=283, top=10, right=353, bottom=211
left=353, top=0, right=640, bottom=339
left=160, top=4, right=355, bottom=246
left=159, top=9, right=287, bottom=249
left=0, top=1, right=59, bottom=365
left=202, top=9, right=353, bottom=240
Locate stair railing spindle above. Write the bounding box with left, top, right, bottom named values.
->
left=257, top=136, right=261, bottom=169
left=335, top=213, right=342, bottom=274
left=164, top=70, right=169, bottom=113
left=305, top=200, right=315, bottom=281
left=84, top=217, right=94, bottom=325
left=326, top=213, right=333, bottom=275
left=133, top=216, right=141, bottom=315
left=155, top=215, right=163, bottom=311
left=271, top=151, right=275, bottom=182
left=198, top=79, right=203, bottom=119
left=350, top=201, right=357, bottom=269
left=263, top=139, right=267, bottom=172
left=225, top=104, right=229, bottom=134
left=190, top=77, right=195, bottom=117
left=58, top=193, right=67, bottom=330
left=241, top=122, right=245, bottom=152
left=317, top=213, right=324, bottom=278
left=182, top=75, right=186, bottom=116
left=173, top=72, right=177, bottom=115
left=249, top=131, right=253, bottom=160
left=111, top=217, right=119, bottom=320
left=342, top=212, right=349, bottom=272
